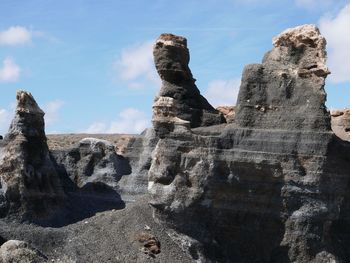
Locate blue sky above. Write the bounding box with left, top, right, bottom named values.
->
left=0, top=0, right=349, bottom=134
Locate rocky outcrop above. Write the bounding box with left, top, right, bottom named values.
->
left=148, top=25, right=350, bottom=262
left=0, top=91, right=66, bottom=222
left=0, top=240, right=47, bottom=263
left=153, top=33, right=225, bottom=129
left=331, top=109, right=350, bottom=141
left=52, top=138, right=131, bottom=190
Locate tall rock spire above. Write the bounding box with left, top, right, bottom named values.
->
left=0, top=91, right=65, bottom=221
left=152, top=33, right=225, bottom=131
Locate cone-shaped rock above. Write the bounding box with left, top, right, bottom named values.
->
left=0, top=91, right=65, bottom=221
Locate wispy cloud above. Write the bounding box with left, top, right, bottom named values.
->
left=0, top=26, right=32, bottom=46
left=0, top=108, right=12, bottom=135
left=84, top=108, right=150, bottom=134
left=43, top=100, right=65, bottom=126
left=0, top=57, right=21, bottom=82
left=114, top=40, right=160, bottom=90
left=319, top=3, right=350, bottom=83
left=205, top=78, right=241, bottom=107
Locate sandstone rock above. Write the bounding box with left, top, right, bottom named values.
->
left=0, top=240, right=47, bottom=263
left=331, top=108, right=350, bottom=141
left=148, top=25, right=350, bottom=262
left=153, top=33, right=225, bottom=129
left=0, top=91, right=66, bottom=222
left=216, top=106, right=235, bottom=123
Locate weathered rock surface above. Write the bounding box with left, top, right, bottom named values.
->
left=148, top=24, right=350, bottom=262
left=153, top=33, right=225, bottom=129
left=52, top=137, right=131, bottom=190
left=117, top=128, right=159, bottom=202
left=0, top=240, right=47, bottom=263
left=331, top=108, right=350, bottom=141
left=0, top=91, right=66, bottom=222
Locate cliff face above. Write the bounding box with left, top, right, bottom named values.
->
left=148, top=25, right=350, bottom=262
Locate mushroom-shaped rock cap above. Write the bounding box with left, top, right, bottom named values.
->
left=153, top=33, right=193, bottom=83
left=273, top=24, right=326, bottom=49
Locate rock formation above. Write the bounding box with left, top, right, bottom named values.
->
left=331, top=108, right=350, bottom=141
left=148, top=24, right=350, bottom=262
left=153, top=33, right=225, bottom=129
left=1, top=25, right=350, bottom=263
left=0, top=91, right=66, bottom=222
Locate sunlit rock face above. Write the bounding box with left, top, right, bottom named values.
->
left=0, top=91, right=66, bottom=222
left=148, top=25, right=350, bottom=262
left=153, top=33, right=225, bottom=129
left=331, top=109, right=350, bottom=141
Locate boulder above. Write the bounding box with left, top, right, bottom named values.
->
left=0, top=91, right=66, bottom=222
left=0, top=240, right=47, bottom=263
left=153, top=33, right=225, bottom=129
left=148, top=25, right=350, bottom=262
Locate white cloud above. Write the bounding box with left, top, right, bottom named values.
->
left=85, top=108, right=150, bottom=134
left=43, top=100, right=65, bottom=126
left=0, top=26, right=32, bottom=46
left=205, top=78, right=241, bottom=107
left=0, top=108, right=12, bottom=135
left=0, top=57, right=21, bottom=82
left=319, top=3, right=350, bottom=83
left=114, top=40, right=160, bottom=89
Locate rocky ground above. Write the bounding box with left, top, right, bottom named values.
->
left=0, top=197, right=194, bottom=263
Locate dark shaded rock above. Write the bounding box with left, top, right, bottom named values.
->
left=148, top=25, right=350, bottom=262
left=0, top=135, right=3, bottom=140
left=153, top=33, right=225, bottom=129
left=0, top=91, right=66, bottom=222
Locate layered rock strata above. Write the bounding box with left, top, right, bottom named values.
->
left=148, top=25, right=350, bottom=262
left=153, top=33, right=225, bottom=129
left=0, top=91, right=66, bottom=221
